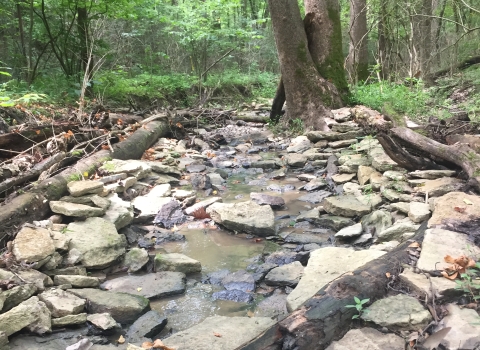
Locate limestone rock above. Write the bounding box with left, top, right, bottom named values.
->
left=357, top=166, right=376, bottom=185
left=264, top=261, right=304, bottom=287
left=286, top=247, right=385, bottom=311
left=408, top=202, right=431, bottom=223
left=126, top=310, right=167, bottom=342
left=152, top=197, right=187, bottom=228
left=65, top=217, right=126, bottom=269
left=409, top=170, right=456, bottom=179
left=102, top=193, right=133, bottom=230
left=184, top=197, right=222, bottom=216
left=207, top=201, right=275, bottom=236
left=0, top=296, right=51, bottom=336
left=38, top=289, right=85, bottom=317
left=362, top=294, right=432, bottom=330
left=67, top=180, right=104, bottom=197
left=434, top=304, right=480, bottom=349
left=49, top=201, right=105, bottom=217
left=329, top=139, right=357, bottom=148
left=287, top=136, right=312, bottom=153
left=1, top=284, right=37, bottom=312
left=335, top=223, right=363, bottom=239
left=54, top=275, right=100, bottom=288
left=399, top=268, right=459, bottom=301
left=222, top=270, right=255, bottom=292
left=415, top=177, right=466, bottom=197
left=68, top=288, right=150, bottom=323
left=377, top=220, right=419, bottom=242
left=315, top=215, right=355, bottom=231
left=303, top=178, right=327, bottom=191
left=51, top=313, right=87, bottom=327
left=323, top=195, right=371, bottom=217
left=331, top=173, right=356, bottom=184
left=369, top=146, right=400, bottom=172
left=428, top=192, right=480, bottom=229
left=417, top=228, right=480, bottom=272
left=285, top=153, right=307, bottom=167
left=122, top=248, right=149, bottom=273
left=12, top=227, right=55, bottom=263
left=162, top=316, right=276, bottom=350
left=250, top=193, right=285, bottom=209
left=298, top=191, right=331, bottom=204
left=131, top=184, right=172, bottom=220
left=100, top=272, right=186, bottom=299
left=87, top=313, right=119, bottom=331
left=154, top=253, right=201, bottom=274
left=325, top=328, right=404, bottom=350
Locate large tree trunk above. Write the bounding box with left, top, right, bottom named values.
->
left=268, top=0, right=342, bottom=131
left=347, top=0, right=369, bottom=83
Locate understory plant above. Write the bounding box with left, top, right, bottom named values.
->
left=455, top=262, right=480, bottom=301
left=345, top=296, right=370, bottom=319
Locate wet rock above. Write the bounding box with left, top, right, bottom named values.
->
left=1, top=284, right=37, bottom=312
left=298, top=190, right=331, bottom=204
left=65, top=217, right=126, bottom=269
left=323, top=195, right=371, bottom=217
left=67, top=180, right=104, bottom=197
left=54, top=275, right=100, bottom=288
left=361, top=210, right=393, bottom=236
left=212, top=289, right=253, bottom=303
left=122, top=248, right=149, bottom=273
left=316, top=215, right=355, bottom=231
left=296, top=208, right=321, bottom=222
left=284, top=233, right=328, bottom=245
left=222, top=270, right=255, bottom=292
left=265, top=251, right=304, bottom=266
left=362, top=294, right=432, bottom=330
left=433, top=304, right=480, bottom=349
left=352, top=232, right=373, bottom=245
left=286, top=247, right=385, bottom=312
left=152, top=198, right=186, bottom=228
left=254, top=291, right=288, bottom=319
left=250, top=193, right=285, bottom=208
left=0, top=296, right=51, bottom=336
left=162, top=316, right=276, bottom=350
left=297, top=173, right=316, bottom=181
left=154, top=253, right=201, bottom=274
left=252, top=263, right=277, bottom=282
left=207, top=201, right=275, bottom=236
left=186, top=196, right=222, bottom=216
left=87, top=313, right=119, bottom=332
left=265, top=261, right=303, bottom=287
left=428, top=191, right=480, bottom=229
left=408, top=202, right=430, bottom=223
left=335, top=223, right=363, bottom=239
left=68, top=288, right=149, bottom=323
left=325, top=328, right=404, bottom=350
left=12, top=226, right=55, bottom=264
left=415, top=177, right=466, bottom=197
left=377, top=219, right=420, bottom=242
left=303, top=178, right=327, bottom=191
left=408, top=169, right=456, bottom=179
left=126, top=310, right=167, bottom=342
left=51, top=313, right=87, bottom=327
left=100, top=272, right=186, bottom=299
left=399, top=267, right=458, bottom=301
left=50, top=201, right=106, bottom=217
left=38, top=289, right=85, bottom=317
left=417, top=228, right=480, bottom=272
left=102, top=193, right=133, bottom=230
left=202, top=269, right=230, bottom=285
left=285, top=154, right=307, bottom=167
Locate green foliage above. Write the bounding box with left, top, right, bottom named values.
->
left=455, top=262, right=480, bottom=301
left=345, top=296, right=370, bottom=319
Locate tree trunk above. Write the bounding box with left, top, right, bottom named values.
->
left=377, top=0, right=389, bottom=80
left=347, top=0, right=369, bottom=83
left=304, top=0, right=349, bottom=100
left=268, top=0, right=342, bottom=130
left=419, top=0, right=433, bottom=81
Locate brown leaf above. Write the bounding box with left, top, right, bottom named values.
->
left=441, top=271, right=458, bottom=280
left=142, top=342, right=154, bottom=349
left=408, top=242, right=420, bottom=248
left=444, top=255, right=455, bottom=264
left=247, top=310, right=254, bottom=317
left=213, top=332, right=222, bottom=337
left=420, top=327, right=451, bottom=350
left=454, top=206, right=466, bottom=213
left=385, top=272, right=391, bottom=278
left=117, top=335, right=125, bottom=344
left=464, top=303, right=477, bottom=309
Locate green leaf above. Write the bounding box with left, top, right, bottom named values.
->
left=0, top=101, right=14, bottom=107
left=356, top=305, right=362, bottom=311
left=352, top=315, right=359, bottom=319
left=344, top=305, right=356, bottom=308
left=360, top=298, right=370, bottom=304
left=354, top=296, right=360, bottom=304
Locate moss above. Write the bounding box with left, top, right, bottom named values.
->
left=68, top=174, right=82, bottom=181
left=101, top=161, right=117, bottom=172
left=382, top=102, right=406, bottom=127
left=313, top=5, right=349, bottom=105
left=473, top=169, right=480, bottom=177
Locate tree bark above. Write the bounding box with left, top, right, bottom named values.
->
left=347, top=0, right=369, bottom=83
left=377, top=0, right=389, bottom=80
left=268, top=0, right=342, bottom=130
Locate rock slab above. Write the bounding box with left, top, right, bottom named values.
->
left=326, top=328, right=405, bottom=350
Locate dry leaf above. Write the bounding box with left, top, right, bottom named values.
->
left=408, top=242, right=420, bottom=248
left=247, top=310, right=254, bottom=317
left=117, top=335, right=125, bottom=344
left=441, top=271, right=458, bottom=280
left=152, top=339, right=176, bottom=350
left=137, top=287, right=142, bottom=292
left=385, top=272, right=391, bottom=278
left=454, top=206, right=466, bottom=213
left=142, top=341, right=154, bottom=349
left=35, top=130, right=41, bottom=135
left=213, top=332, right=222, bottom=337
left=464, top=198, right=473, bottom=205
left=420, top=327, right=451, bottom=350
left=444, top=255, right=455, bottom=264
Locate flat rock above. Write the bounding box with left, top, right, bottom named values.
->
left=298, top=191, right=332, bottom=204
left=369, top=146, right=400, bottom=172
left=154, top=253, right=201, bottom=274
left=162, top=316, right=276, bottom=350
left=222, top=270, right=255, bottom=292
left=67, top=180, right=104, bottom=197
left=102, top=193, right=133, bottom=230
left=152, top=197, right=186, bottom=228
left=0, top=296, right=51, bottom=336
left=250, top=160, right=278, bottom=169
left=408, top=169, right=456, bottom=179
left=265, top=261, right=304, bottom=287
left=184, top=197, right=222, bottom=216
left=335, top=223, right=363, bottom=239
left=51, top=313, right=87, bottom=327
left=65, top=217, right=126, bottom=269
left=50, top=201, right=105, bottom=217
left=408, top=202, right=430, bottom=223
left=332, top=107, right=352, bottom=122
left=186, top=164, right=206, bottom=173
left=369, top=241, right=400, bottom=252
left=207, top=201, right=275, bottom=236
left=362, top=294, right=432, bottom=330
left=377, top=220, right=419, bottom=242
left=254, top=292, right=288, bottom=318
left=428, top=191, right=480, bottom=228
left=296, top=208, right=321, bottom=222
left=284, top=233, right=328, bottom=245
left=357, top=166, right=376, bottom=185
left=1, top=284, right=37, bottom=312
left=434, top=304, right=480, bottom=349
left=285, top=153, right=307, bottom=167
left=390, top=202, right=410, bottom=214
left=126, top=310, right=167, bottom=342
left=0, top=269, right=53, bottom=292
left=250, top=193, right=285, bottom=208
left=399, top=268, right=459, bottom=301
left=417, top=228, right=480, bottom=272
left=286, top=247, right=385, bottom=312
left=383, top=170, right=406, bottom=181
left=12, top=226, right=55, bottom=263
left=132, top=184, right=172, bottom=220
left=87, top=313, right=119, bottom=331
left=54, top=275, right=100, bottom=288
left=100, top=272, right=186, bottom=299
left=415, top=177, right=466, bottom=197
left=326, top=328, right=404, bottom=350
left=323, top=195, right=371, bottom=217
left=122, top=248, right=149, bottom=273
left=68, top=288, right=150, bottom=323
left=212, top=289, right=253, bottom=303
left=38, top=289, right=85, bottom=317
left=328, top=139, right=357, bottom=148
left=287, top=136, right=312, bottom=153
left=331, top=173, right=356, bottom=184
left=297, top=173, right=316, bottom=181
left=315, top=215, right=355, bottom=231
left=303, top=178, right=327, bottom=191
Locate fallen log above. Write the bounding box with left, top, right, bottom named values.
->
left=240, top=223, right=428, bottom=350
left=232, top=113, right=269, bottom=123
left=0, top=119, right=170, bottom=246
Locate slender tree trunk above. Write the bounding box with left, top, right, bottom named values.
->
left=377, top=0, right=389, bottom=80
left=304, top=0, right=349, bottom=101
left=268, top=0, right=341, bottom=131
left=347, top=0, right=369, bottom=83
left=419, top=0, right=433, bottom=81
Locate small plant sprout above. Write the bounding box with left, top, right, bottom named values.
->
left=345, top=296, right=370, bottom=319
